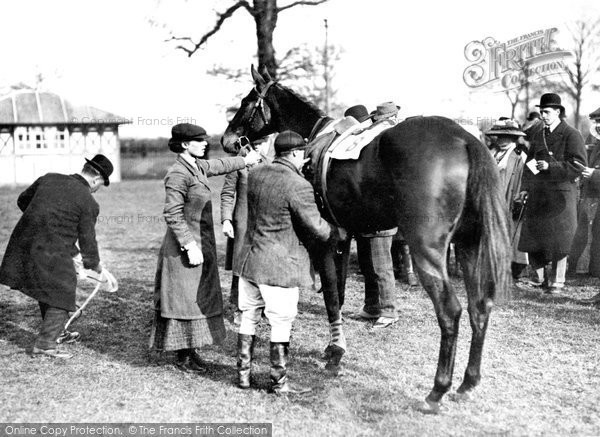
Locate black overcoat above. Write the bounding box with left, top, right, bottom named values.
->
left=518, top=121, right=586, bottom=258
left=0, top=173, right=100, bottom=311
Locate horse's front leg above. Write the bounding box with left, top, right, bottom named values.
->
left=314, top=238, right=349, bottom=372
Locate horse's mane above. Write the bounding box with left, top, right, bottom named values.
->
left=277, top=82, right=326, bottom=117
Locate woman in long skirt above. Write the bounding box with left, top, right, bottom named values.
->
left=149, top=123, right=259, bottom=371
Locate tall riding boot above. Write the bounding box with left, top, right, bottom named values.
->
left=269, top=342, right=311, bottom=395
left=237, top=334, right=255, bottom=389
left=401, top=243, right=419, bottom=286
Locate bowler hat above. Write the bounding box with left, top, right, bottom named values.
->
left=527, top=111, right=541, bottom=121
left=274, top=130, right=307, bottom=154
left=85, top=154, right=114, bottom=186
left=168, top=123, right=208, bottom=152
left=344, top=105, right=370, bottom=123
left=536, top=93, right=565, bottom=112
left=372, top=101, right=400, bottom=121
left=485, top=119, right=525, bottom=137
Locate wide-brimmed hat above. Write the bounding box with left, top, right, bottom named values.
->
left=274, top=130, right=307, bottom=154
left=536, top=93, right=565, bottom=112
left=168, top=123, right=208, bottom=152
left=85, top=154, right=114, bottom=186
left=485, top=119, right=525, bottom=137
left=589, top=106, right=600, bottom=120
left=372, top=101, right=400, bottom=121
left=344, top=105, right=370, bottom=123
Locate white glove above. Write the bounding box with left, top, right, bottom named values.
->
left=185, top=241, right=203, bottom=266
left=222, top=220, right=235, bottom=239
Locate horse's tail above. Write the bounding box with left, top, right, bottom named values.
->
left=460, top=135, right=511, bottom=304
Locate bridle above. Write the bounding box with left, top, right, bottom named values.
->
left=236, top=80, right=277, bottom=150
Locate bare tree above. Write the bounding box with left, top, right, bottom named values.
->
left=166, top=0, right=328, bottom=79
left=544, top=19, right=600, bottom=129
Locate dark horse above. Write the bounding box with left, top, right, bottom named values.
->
left=222, top=65, right=510, bottom=412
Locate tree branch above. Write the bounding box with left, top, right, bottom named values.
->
left=278, top=0, right=328, bottom=13
left=171, top=1, right=253, bottom=57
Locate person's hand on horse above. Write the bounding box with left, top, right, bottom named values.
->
left=581, top=166, right=594, bottom=179
left=243, top=149, right=261, bottom=166
left=185, top=241, right=203, bottom=266
left=222, top=220, right=235, bottom=239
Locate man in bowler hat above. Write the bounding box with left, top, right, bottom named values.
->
left=0, top=154, right=115, bottom=358
left=517, top=93, right=586, bottom=293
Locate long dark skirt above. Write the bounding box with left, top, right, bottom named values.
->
left=149, top=311, right=226, bottom=351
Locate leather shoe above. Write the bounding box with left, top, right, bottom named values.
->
left=357, top=308, right=380, bottom=320
left=373, top=316, right=399, bottom=329
left=176, top=356, right=205, bottom=373
left=56, top=330, right=80, bottom=344
left=32, top=346, right=72, bottom=359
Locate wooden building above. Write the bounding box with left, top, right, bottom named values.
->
left=0, top=90, right=129, bottom=185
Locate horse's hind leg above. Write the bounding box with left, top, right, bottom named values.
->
left=410, top=239, right=462, bottom=412
left=453, top=243, right=493, bottom=398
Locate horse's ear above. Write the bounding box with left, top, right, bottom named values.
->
left=259, top=64, right=272, bottom=82
left=251, top=64, right=266, bottom=88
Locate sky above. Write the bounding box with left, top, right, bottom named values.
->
left=1, top=0, right=599, bottom=137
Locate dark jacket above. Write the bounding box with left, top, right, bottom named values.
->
left=154, top=155, right=245, bottom=319
left=235, top=158, right=333, bottom=288
left=0, top=173, right=100, bottom=311
left=519, top=120, right=586, bottom=257
left=220, top=167, right=249, bottom=273
left=581, top=136, right=600, bottom=199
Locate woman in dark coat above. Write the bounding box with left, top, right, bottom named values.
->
left=518, top=94, right=586, bottom=293
left=149, top=123, right=259, bottom=371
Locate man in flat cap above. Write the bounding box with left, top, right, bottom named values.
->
left=0, top=154, right=115, bottom=358
left=517, top=93, right=587, bottom=293
left=235, top=130, right=336, bottom=394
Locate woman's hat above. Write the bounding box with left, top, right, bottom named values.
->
left=85, top=154, right=114, bottom=186
left=168, top=123, right=208, bottom=152
left=344, top=105, right=370, bottom=123
left=485, top=119, right=525, bottom=137
left=589, top=106, right=600, bottom=121
left=372, top=101, right=400, bottom=121
left=274, top=130, right=307, bottom=154
left=536, top=93, right=565, bottom=112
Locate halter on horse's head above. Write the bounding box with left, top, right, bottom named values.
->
left=221, top=65, right=279, bottom=154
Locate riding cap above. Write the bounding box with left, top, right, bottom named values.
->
left=168, top=123, right=208, bottom=153
left=274, top=130, right=308, bottom=154
left=85, top=154, right=114, bottom=186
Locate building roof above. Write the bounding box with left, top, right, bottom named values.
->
left=0, top=90, right=130, bottom=125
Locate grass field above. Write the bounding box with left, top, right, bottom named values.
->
left=1, top=169, right=600, bottom=436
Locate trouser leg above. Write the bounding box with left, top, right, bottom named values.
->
left=35, top=303, right=69, bottom=350
left=238, top=277, right=264, bottom=337
left=359, top=235, right=397, bottom=318
left=356, top=236, right=379, bottom=315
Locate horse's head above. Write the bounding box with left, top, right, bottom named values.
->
left=221, top=65, right=280, bottom=154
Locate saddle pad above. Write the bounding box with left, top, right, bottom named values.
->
left=329, top=119, right=395, bottom=160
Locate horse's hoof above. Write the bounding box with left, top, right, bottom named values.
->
left=417, top=398, right=448, bottom=415
left=324, top=362, right=343, bottom=376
